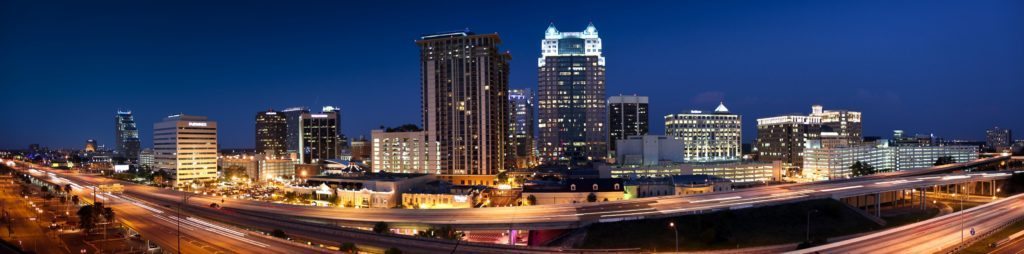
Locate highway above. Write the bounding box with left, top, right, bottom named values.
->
left=795, top=192, right=1024, bottom=254
left=11, top=156, right=1014, bottom=231
left=21, top=168, right=327, bottom=254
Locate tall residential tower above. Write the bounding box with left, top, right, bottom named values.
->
left=537, top=23, right=607, bottom=166
left=417, top=30, right=510, bottom=176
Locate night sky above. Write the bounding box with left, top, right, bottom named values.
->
left=2, top=0, right=1022, bottom=150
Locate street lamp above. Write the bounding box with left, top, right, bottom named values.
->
left=807, top=209, right=818, bottom=242
left=177, top=192, right=195, bottom=254
left=669, top=221, right=678, bottom=253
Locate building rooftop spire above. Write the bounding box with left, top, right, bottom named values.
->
left=714, top=101, right=730, bottom=113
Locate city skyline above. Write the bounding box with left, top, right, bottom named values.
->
left=2, top=1, right=1023, bottom=149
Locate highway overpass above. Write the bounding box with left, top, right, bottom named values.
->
left=12, top=156, right=1013, bottom=231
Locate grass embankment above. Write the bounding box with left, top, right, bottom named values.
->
left=961, top=219, right=1024, bottom=254
left=580, top=199, right=885, bottom=251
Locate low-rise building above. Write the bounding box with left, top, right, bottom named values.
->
left=614, top=135, right=684, bottom=166
left=803, top=142, right=978, bottom=180
left=297, top=172, right=436, bottom=208
left=598, top=161, right=781, bottom=184
left=219, top=154, right=295, bottom=181
left=522, top=179, right=625, bottom=205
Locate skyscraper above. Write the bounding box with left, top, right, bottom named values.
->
left=418, top=30, right=509, bottom=175
left=509, top=88, right=536, bottom=169
left=255, top=110, right=287, bottom=157
left=321, top=106, right=347, bottom=151
left=298, top=112, right=340, bottom=164
left=756, top=115, right=821, bottom=172
left=665, top=102, right=742, bottom=162
left=810, top=105, right=862, bottom=143
left=281, top=107, right=309, bottom=157
left=608, top=95, right=649, bottom=152
left=537, top=23, right=607, bottom=166
left=153, top=114, right=218, bottom=186
left=114, top=110, right=141, bottom=162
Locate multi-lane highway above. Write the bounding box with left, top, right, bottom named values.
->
left=795, top=192, right=1024, bottom=253
left=14, top=156, right=1013, bottom=231
left=18, top=167, right=327, bottom=254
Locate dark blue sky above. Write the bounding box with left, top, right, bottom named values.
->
left=2, top=0, right=1022, bottom=150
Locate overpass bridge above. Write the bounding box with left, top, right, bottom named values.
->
left=11, top=156, right=1013, bottom=231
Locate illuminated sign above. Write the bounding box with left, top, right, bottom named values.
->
left=188, top=122, right=208, bottom=127
left=310, top=114, right=328, bottom=118
left=266, top=112, right=277, bottom=115
left=453, top=195, right=468, bottom=203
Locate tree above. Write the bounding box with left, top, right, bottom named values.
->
left=384, top=247, right=402, bottom=254
left=850, top=161, right=877, bottom=177
left=934, top=156, right=955, bottom=166
left=416, top=225, right=463, bottom=240
left=283, top=191, right=298, bottom=203
left=270, top=229, right=287, bottom=239
left=330, top=194, right=342, bottom=207
left=526, top=195, right=537, bottom=206
left=587, top=192, right=597, bottom=203
left=41, top=186, right=49, bottom=193
left=338, top=242, right=357, bottom=253
left=71, top=195, right=80, bottom=206
left=496, top=171, right=509, bottom=184
left=77, top=205, right=95, bottom=234
left=222, top=165, right=249, bottom=181
left=372, top=222, right=390, bottom=234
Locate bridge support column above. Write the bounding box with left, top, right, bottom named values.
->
left=875, top=193, right=881, bottom=217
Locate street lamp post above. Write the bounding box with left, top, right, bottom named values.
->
left=669, top=222, right=678, bottom=253
left=177, top=192, right=194, bottom=254
left=806, top=209, right=818, bottom=242
left=960, top=185, right=964, bottom=246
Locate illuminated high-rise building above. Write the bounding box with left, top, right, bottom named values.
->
left=153, top=114, right=218, bottom=186
left=810, top=105, right=862, bottom=143
left=756, top=115, right=821, bottom=171
left=665, top=102, right=742, bottom=162
left=114, top=110, right=141, bottom=162
left=608, top=95, right=649, bottom=152
left=281, top=107, right=309, bottom=157
left=417, top=30, right=510, bottom=175
left=987, top=126, right=1013, bottom=151
left=537, top=22, right=607, bottom=166
left=298, top=112, right=340, bottom=164
left=255, top=110, right=287, bottom=157
left=509, top=88, right=536, bottom=169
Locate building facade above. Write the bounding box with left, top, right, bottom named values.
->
left=371, top=129, right=437, bottom=174
left=220, top=154, right=295, bottom=182
left=255, top=110, right=288, bottom=157
left=282, top=107, right=309, bottom=157
left=608, top=95, right=649, bottom=152
left=153, top=114, right=218, bottom=185
left=537, top=23, right=607, bottom=166
left=811, top=105, right=862, bottom=143
left=756, top=115, right=822, bottom=171
left=803, top=140, right=979, bottom=180
left=139, top=148, right=154, bottom=169
left=665, top=102, right=742, bottom=162
left=417, top=31, right=509, bottom=175
left=114, top=110, right=141, bottom=162
left=299, top=112, right=340, bottom=164
left=987, top=127, right=1013, bottom=151
left=508, top=88, right=536, bottom=169
left=614, top=135, right=684, bottom=166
